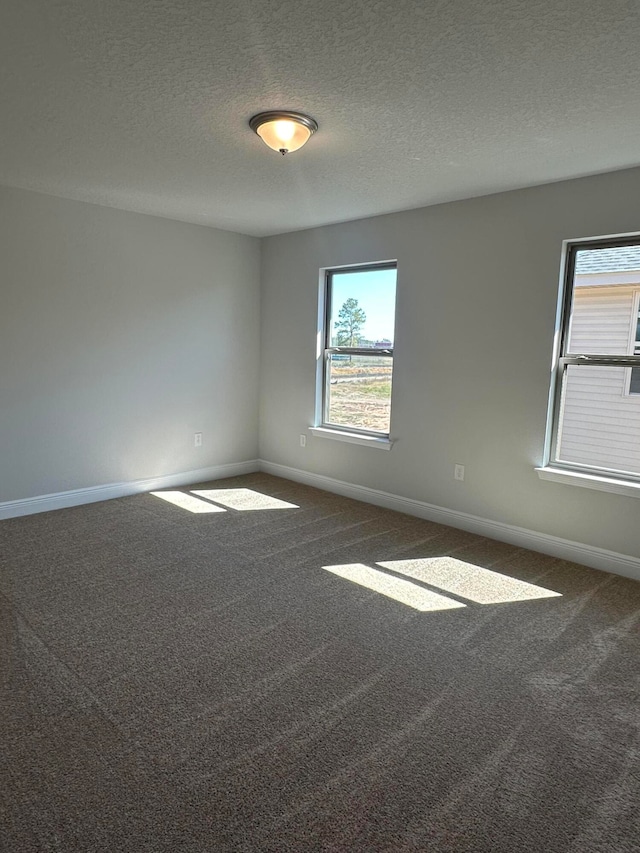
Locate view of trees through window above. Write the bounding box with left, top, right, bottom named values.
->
left=554, top=243, right=640, bottom=477
left=323, top=264, right=397, bottom=434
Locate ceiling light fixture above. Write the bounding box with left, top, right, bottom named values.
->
left=249, top=111, right=318, bottom=155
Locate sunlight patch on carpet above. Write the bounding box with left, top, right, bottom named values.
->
left=150, top=491, right=227, bottom=513
left=323, top=563, right=466, bottom=612
left=192, top=488, right=299, bottom=511
left=377, top=557, right=562, bottom=604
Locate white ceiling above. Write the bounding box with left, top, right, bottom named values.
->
left=1, top=0, right=639, bottom=237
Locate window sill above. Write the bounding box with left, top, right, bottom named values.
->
left=535, top=466, right=640, bottom=498
left=310, top=427, right=394, bottom=450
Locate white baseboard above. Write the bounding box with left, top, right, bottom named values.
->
left=2, top=457, right=637, bottom=583
left=0, top=460, right=260, bottom=521
left=259, top=460, right=640, bottom=582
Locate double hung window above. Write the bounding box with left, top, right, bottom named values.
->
left=544, top=237, right=640, bottom=485
left=319, top=263, right=397, bottom=438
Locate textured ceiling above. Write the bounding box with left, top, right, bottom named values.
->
left=1, top=0, right=640, bottom=236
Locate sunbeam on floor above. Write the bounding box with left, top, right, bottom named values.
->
left=150, top=491, right=227, bottom=513
left=191, top=488, right=299, bottom=511
left=323, top=562, right=467, bottom=612
left=378, top=557, right=562, bottom=604
left=324, top=557, right=562, bottom=611
left=150, top=488, right=299, bottom=513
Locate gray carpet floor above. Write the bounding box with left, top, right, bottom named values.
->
left=1, top=472, right=639, bottom=852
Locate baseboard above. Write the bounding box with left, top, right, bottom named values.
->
left=259, top=460, right=640, bottom=582
left=3, top=457, right=637, bottom=583
left=0, top=460, right=260, bottom=521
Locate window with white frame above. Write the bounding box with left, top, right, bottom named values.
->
left=544, top=238, right=640, bottom=483
left=319, top=263, right=397, bottom=437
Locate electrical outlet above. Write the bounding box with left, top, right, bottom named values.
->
left=454, top=463, right=465, bottom=481
left=194, top=432, right=203, bottom=447
left=300, top=434, right=307, bottom=447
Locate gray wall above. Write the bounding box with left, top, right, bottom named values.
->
left=259, top=167, right=640, bottom=558
left=0, top=186, right=260, bottom=502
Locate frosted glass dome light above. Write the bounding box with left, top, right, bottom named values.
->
left=249, top=111, right=318, bottom=155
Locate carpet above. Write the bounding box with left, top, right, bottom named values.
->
left=1, top=473, right=638, bottom=851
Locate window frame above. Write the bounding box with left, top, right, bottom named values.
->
left=542, top=234, right=640, bottom=487
left=625, top=288, right=640, bottom=396
left=317, top=261, right=397, bottom=440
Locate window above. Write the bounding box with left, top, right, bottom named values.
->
left=543, top=237, right=640, bottom=486
left=318, top=262, right=397, bottom=438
